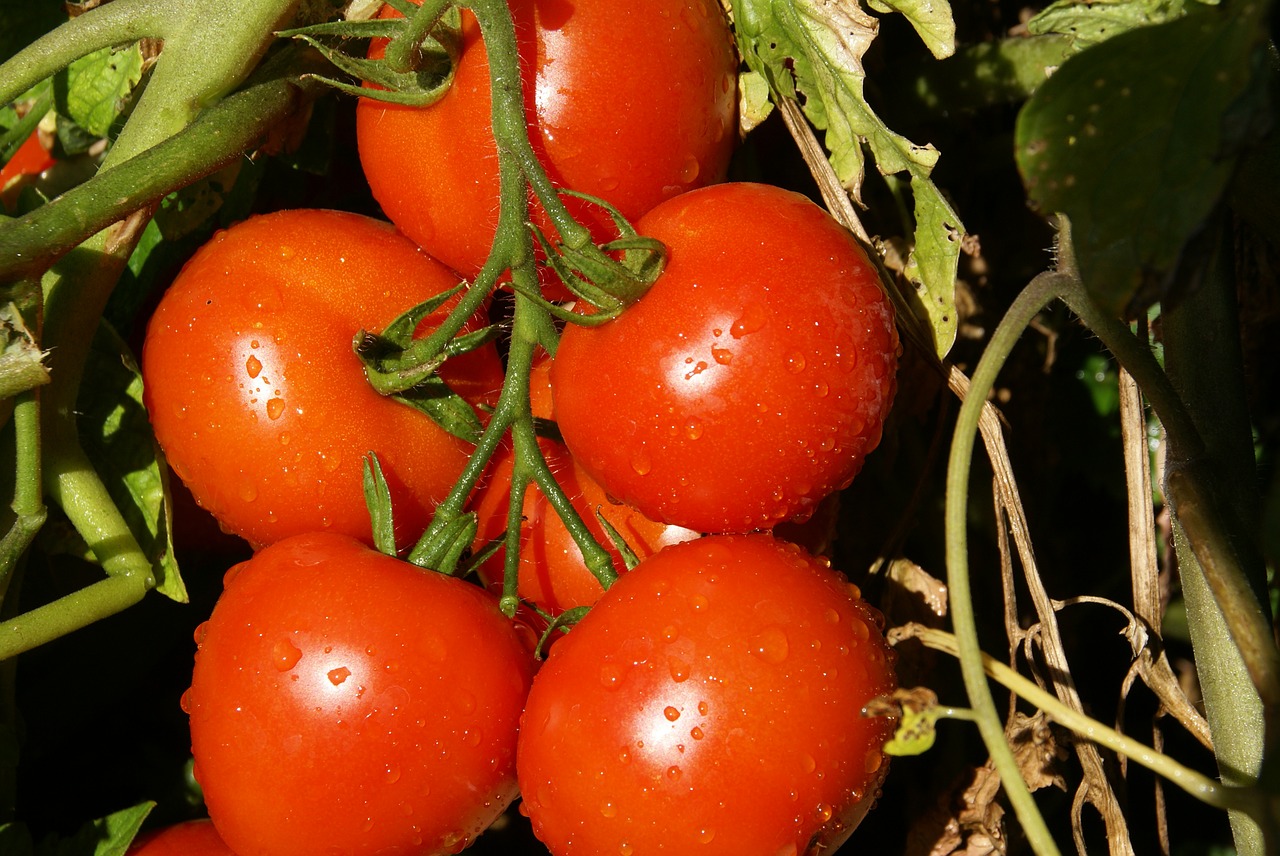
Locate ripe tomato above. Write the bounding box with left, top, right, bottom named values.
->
left=142, top=209, right=503, bottom=549
left=127, top=820, right=235, bottom=855
left=517, top=534, right=897, bottom=855
left=471, top=438, right=698, bottom=614
left=186, top=532, right=536, bottom=856
left=356, top=0, right=738, bottom=280
left=551, top=182, right=899, bottom=534
left=1, top=130, right=54, bottom=211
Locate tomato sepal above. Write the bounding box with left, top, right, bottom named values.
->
left=533, top=604, right=589, bottom=659
left=361, top=452, right=398, bottom=557
left=407, top=508, right=479, bottom=575
left=390, top=375, right=485, bottom=444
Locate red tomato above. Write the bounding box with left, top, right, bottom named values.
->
left=142, top=209, right=503, bottom=549
left=471, top=439, right=698, bottom=614
left=517, top=534, right=897, bottom=855
left=127, top=820, right=234, bottom=855
left=186, top=532, right=536, bottom=856
left=551, top=183, right=899, bottom=534
left=1, top=130, right=55, bottom=211
left=356, top=0, right=738, bottom=280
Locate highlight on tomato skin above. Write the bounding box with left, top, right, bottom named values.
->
left=140, top=208, right=504, bottom=551
left=551, top=182, right=901, bottom=535
left=516, top=533, right=898, bottom=856
left=185, top=532, right=536, bottom=856
left=356, top=0, right=739, bottom=281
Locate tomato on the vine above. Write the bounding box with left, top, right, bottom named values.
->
left=0, top=130, right=54, bottom=210
left=142, top=209, right=503, bottom=549
left=471, top=438, right=698, bottom=614
left=127, top=820, right=235, bottom=856
left=517, top=533, right=897, bottom=855
left=186, top=532, right=536, bottom=856
left=551, top=182, right=899, bottom=534
left=356, top=0, right=738, bottom=280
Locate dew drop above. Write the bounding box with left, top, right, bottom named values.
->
left=179, top=688, right=193, bottom=713
left=690, top=726, right=704, bottom=740
left=664, top=705, right=681, bottom=722
left=698, top=828, right=716, bottom=844
left=679, top=156, right=700, bottom=183
left=690, top=594, right=709, bottom=612
left=245, top=354, right=263, bottom=378
left=666, top=765, right=682, bottom=781
left=751, top=626, right=790, bottom=665
left=662, top=625, right=680, bottom=643
left=865, top=749, right=884, bottom=774
left=851, top=616, right=871, bottom=642
left=600, top=662, right=626, bottom=689
left=272, top=639, right=302, bottom=671
left=711, top=346, right=733, bottom=365
left=384, top=765, right=401, bottom=784
left=825, top=608, right=840, bottom=624
left=684, top=419, right=703, bottom=440
left=266, top=398, right=286, bottom=420
left=238, top=483, right=258, bottom=503
left=816, top=803, right=833, bottom=823
left=620, top=842, right=633, bottom=856
left=730, top=304, right=768, bottom=338
left=328, top=666, right=352, bottom=685
left=801, top=753, right=817, bottom=774
left=631, top=452, right=652, bottom=476
left=668, top=656, right=691, bottom=683
left=600, top=176, right=620, bottom=191
left=361, top=817, right=375, bottom=833
left=786, top=352, right=806, bottom=374
left=600, top=801, right=618, bottom=818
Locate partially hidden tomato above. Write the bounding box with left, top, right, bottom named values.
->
left=186, top=532, right=536, bottom=856
left=517, top=534, right=897, bottom=855
left=142, top=209, right=503, bottom=549
left=356, top=0, right=738, bottom=280
left=551, top=182, right=900, bottom=534
left=1, top=130, right=54, bottom=210
left=127, top=820, right=235, bottom=856
left=471, top=438, right=698, bottom=614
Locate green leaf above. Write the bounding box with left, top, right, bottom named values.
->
left=1015, top=2, right=1271, bottom=316
left=54, top=44, right=144, bottom=138
left=78, top=323, right=186, bottom=603
left=1027, top=0, right=1214, bottom=52
left=732, top=0, right=963, bottom=358
left=39, top=802, right=154, bottom=856
left=865, top=0, right=957, bottom=59
left=392, top=376, right=485, bottom=445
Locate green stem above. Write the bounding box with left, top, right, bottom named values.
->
left=384, top=0, right=453, bottom=74
left=0, top=574, right=151, bottom=661
left=946, top=270, right=1068, bottom=856
left=908, top=625, right=1274, bottom=821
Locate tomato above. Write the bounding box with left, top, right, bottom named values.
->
left=517, top=534, right=897, bottom=855
left=186, top=532, right=536, bottom=856
left=127, top=820, right=235, bottom=855
left=1, top=130, right=55, bottom=211
left=142, top=209, right=504, bottom=549
left=551, top=182, right=899, bottom=534
left=471, top=438, right=698, bottom=614
left=356, top=0, right=738, bottom=280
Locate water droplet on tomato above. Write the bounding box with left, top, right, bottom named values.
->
left=690, top=726, right=704, bottom=740
left=384, top=765, right=401, bottom=784
left=272, top=639, right=302, bottom=671
left=815, top=803, right=833, bottom=823
left=711, top=345, right=732, bottom=365
left=630, top=452, right=652, bottom=476
left=266, top=398, right=286, bottom=420
left=462, top=728, right=482, bottom=747
left=179, top=688, right=193, bottom=713
left=322, top=452, right=342, bottom=473
left=600, top=662, right=626, bottom=689
left=730, top=304, right=768, bottom=338
left=360, top=817, right=375, bottom=833
left=786, top=352, right=806, bottom=373
left=679, top=156, right=700, bottom=184
left=684, top=418, right=703, bottom=440
left=245, top=354, right=262, bottom=378
left=328, top=666, right=351, bottom=685
left=668, top=656, right=690, bottom=683
left=698, top=828, right=716, bottom=844
left=600, top=800, right=618, bottom=818
left=666, top=764, right=682, bottom=781
left=664, top=705, right=681, bottom=722
left=690, top=594, right=708, bottom=612
left=238, top=483, right=258, bottom=502
left=619, top=841, right=633, bottom=856
left=697, top=700, right=709, bottom=716
left=751, top=626, right=790, bottom=664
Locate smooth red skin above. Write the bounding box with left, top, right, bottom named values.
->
left=142, top=209, right=503, bottom=549
left=0, top=132, right=53, bottom=186
left=517, top=534, right=897, bottom=856
left=472, top=439, right=698, bottom=614
left=128, top=820, right=235, bottom=856
left=356, top=0, right=737, bottom=279
left=551, top=183, right=900, bottom=534
left=187, top=533, right=536, bottom=856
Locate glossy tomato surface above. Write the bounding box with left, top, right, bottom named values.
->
left=186, top=532, right=536, bottom=856
left=142, top=209, right=503, bottom=549
left=127, top=820, right=235, bottom=855
left=551, top=182, right=899, bottom=534
left=517, top=534, right=897, bottom=855
left=356, top=0, right=738, bottom=279
left=472, top=438, right=698, bottom=614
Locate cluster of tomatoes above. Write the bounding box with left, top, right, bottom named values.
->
left=133, top=1, right=903, bottom=854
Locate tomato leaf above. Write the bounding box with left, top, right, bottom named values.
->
left=53, top=44, right=143, bottom=139
left=731, top=0, right=963, bottom=358
left=1015, top=2, right=1271, bottom=316
left=392, top=376, right=485, bottom=445
left=36, top=801, right=154, bottom=856
left=864, top=0, right=956, bottom=59
left=79, top=324, right=186, bottom=603
left=0, top=302, right=49, bottom=400
left=1027, top=0, right=1214, bottom=52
